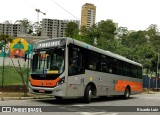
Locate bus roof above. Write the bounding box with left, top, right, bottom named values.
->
left=66, top=37, right=142, bottom=67
left=34, top=37, right=142, bottom=67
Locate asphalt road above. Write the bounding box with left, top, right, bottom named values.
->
left=0, top=93, right=160, bottom=115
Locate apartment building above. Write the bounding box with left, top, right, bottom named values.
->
left=81, top=3, right=96, bottom=29
left=0, top=23, right=24, bottom=36
left=41, top=19, right=80, bottom=38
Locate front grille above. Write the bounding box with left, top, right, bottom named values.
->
left=31, top=74, right=59, bottom=80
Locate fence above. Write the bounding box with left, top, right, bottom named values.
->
left=143, top=75, right=160, bottom=89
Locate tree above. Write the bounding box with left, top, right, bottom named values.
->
left=4, top=20, right=12, bottom=25
left=97, top=19, right=117, bottom=52
left=98, top=19, right=116, bottom=39
left=0, top=34, right=27, bottom=95
left=19, top=18, right=33, bottom=34
left=146, top=24, right=160, bottom=50
left=116, top=27, right=158, bottom=75
left=80, top=25, right=88, bottom=41
left=80, top=25, right=88, bottom=36
left=10, top=59, right=28, bottom=96
left=65, top=22, right=79, bottom=38
left=0, top=34, right=12, bottom=44
left=116, top=27, right=129, bottom=39
left=33, top=22, right=41, bottom=36
left=84, top=24, right=100, bottom=45
left=0, top=34, right=11, bottom=53
left=147, top=24, right=159, bottom=37
left=121, top=30, right=148, bottom=49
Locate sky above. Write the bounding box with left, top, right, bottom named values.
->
left=1, top=0, right=160, bottom=31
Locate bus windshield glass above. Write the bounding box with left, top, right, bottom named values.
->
left=32, top=48, right=65, bottom=74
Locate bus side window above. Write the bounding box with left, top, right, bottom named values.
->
left=117, top=60, right=122, bottom=75
left=101, top=55, right=108, bottom=72
left=107, top=57, right=113, bottom=73
left=112, top=59, right=118, bottom=74
left=68, top=45, right=85, bottom=76
left=87, top=51, right=99, bottom=71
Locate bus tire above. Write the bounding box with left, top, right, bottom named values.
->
left=84, top=85, right=93, bottom=103
left=123, top=87, right=130, bottom=99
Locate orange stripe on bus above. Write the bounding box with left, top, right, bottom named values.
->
left=29, top=77, right=60, bottom=87
left=115, top=80, right=142, bottom=92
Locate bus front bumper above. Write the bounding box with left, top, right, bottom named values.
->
left=28, top=82, right=67, bottom=97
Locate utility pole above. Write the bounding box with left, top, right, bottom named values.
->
left=156, top=50, right=159, bottom=91
left=1, top=23, right=9, bottom=86
left=35, top=9, right=46, bottom=36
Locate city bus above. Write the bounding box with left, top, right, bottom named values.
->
left=28, top=37, right=143, bottom=103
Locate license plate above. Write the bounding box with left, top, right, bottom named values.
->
left=39, top=89, right=45, bottom=93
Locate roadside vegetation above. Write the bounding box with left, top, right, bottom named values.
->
left=65, top=20, right=160, bottom=77
left=0, top=66, right=27, bottom=86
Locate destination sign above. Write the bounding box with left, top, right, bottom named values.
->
left=34, top=39, right=65, bottom=49
left=38, top=41, right=60, bottom=48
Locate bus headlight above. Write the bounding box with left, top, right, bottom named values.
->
left=57, top=77, right=65, bottom=86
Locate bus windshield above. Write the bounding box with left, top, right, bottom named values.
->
left=32, top=48, right=65, bottom=74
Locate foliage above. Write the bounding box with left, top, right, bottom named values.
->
left=33, top=22, right=41, bottom=36
left=1, top=17, right=160, bottom=84
left=0, top=66, right=27, bottom=86
left=97, top=19, right=117, bottom=52
left=19, top=18, right=33, bottom=34
left=53, top=18, right=160, bottom=75
left=0, top=34, right=28, bottom=95
left=0, top=34, right=13, bottom=50
left=0, top=34, right=12, bottom=44
left=65, top=22, right=79, bottom=38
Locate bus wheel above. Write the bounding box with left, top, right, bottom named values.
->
left=123, top=87, right=130, bottom=99
left=55, top=96, right=62, bottom=100
left=84, top=85, right=93, bottom=103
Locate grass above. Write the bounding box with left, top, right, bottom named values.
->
left=0, top=92, right=40, bottom=97
left=0, top=92, right=27, bottom=97
left=0, top=66, right=28, bottom=86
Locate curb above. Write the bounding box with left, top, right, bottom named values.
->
left=141, top=91, right=160, bottom=94
left=0, top=96, right=53, bottom=101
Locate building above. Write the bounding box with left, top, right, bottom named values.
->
left=41, top=19, right=80, bottom=38
left=129, top=30, right=136, bottom=34
left=81, top=3, right=96, bottom=29
left=0, top=23, right=25, bottom=37
left=114, top=22, right=118, bottom=30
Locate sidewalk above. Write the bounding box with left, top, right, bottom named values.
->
left=0, top=92, right=53, bottom=101
left=141, top=90, right=160, bottom=94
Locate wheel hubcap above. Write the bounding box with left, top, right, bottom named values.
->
left=89, top=90, right=92, bottom=99
left=126, top=89, right=129, bottom=97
